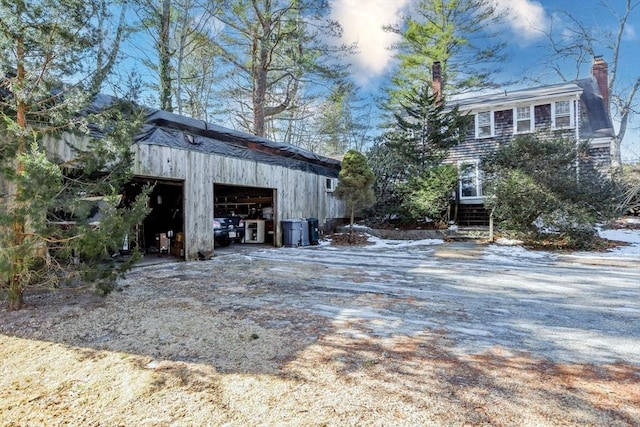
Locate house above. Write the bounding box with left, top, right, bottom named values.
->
left=47, top=97, right=346, bottom=260
left=444, top=57, right=615, bottom=226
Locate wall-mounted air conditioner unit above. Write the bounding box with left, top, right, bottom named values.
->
left=326, top=178, right=337, bottom=192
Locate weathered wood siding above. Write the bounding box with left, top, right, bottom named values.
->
left=448, top=105, right=579, bottom=166
left=45, top=134, right=345, bottom=260
left=133, top=143, right=343, bottom=259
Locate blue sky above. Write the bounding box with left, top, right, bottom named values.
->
left=330, top=0, right=640, bottom=162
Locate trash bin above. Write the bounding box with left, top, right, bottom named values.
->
left=281, top=219, right=302, bottom=247
left=300, top=219, right=310, bottom=246
left=307, top=218, right=319, bottom=245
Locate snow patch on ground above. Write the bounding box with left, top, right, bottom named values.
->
left=491, top=220, right=640, bottom=260
left=483, top=243, right=556, bottom=265
left=364, top=234, right=444, bottom=248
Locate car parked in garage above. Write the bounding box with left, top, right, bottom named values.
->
left=213, top=217, right=236, bottom=247
left=224, top=216, right=245, bottom=243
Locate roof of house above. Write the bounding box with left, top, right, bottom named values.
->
left=451, top=77, right=615, bottom=140
left=574, top=78, right=616, bottom=139
left=89, top=94, right=341, bottom=177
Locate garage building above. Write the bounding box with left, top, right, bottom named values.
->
left=50, top=96, right=346, bottom=260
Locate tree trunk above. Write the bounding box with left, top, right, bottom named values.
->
left=159, top=0, right=173, bottom=112
left=8, top=34, right=28, bottom=310
left=349, top=205, right=354, bottom=240
left=610, top=135, right=622, bottom=176
left=252, top=27, right=269, bottom=137
left=612, top=76, right=639, bottom=175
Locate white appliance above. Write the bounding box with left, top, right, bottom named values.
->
left=244, top=220, right=265, bottom=243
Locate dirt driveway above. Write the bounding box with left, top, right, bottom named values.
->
left=1, top=241, right=639, bottom=426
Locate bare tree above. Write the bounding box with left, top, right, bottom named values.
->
left=90, top=0, right=130, bottom=95
left=209, top=0, right=353, bottom=138
left=536, top=0, right=640, bottom=173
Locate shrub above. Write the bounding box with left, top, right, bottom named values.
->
left=400, top=164, right=457, bottom=224
left=483, top=135, right=624, bottom=247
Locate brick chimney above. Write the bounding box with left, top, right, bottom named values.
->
left=591, top=55, right=609, bottom=108
left=432, top=61, right=442, bottom=104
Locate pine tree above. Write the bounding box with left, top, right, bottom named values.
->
left=370, top=84, right=470, bottom=224
left=0, top=1, right=149, bottom=310
left=383, top=0, right=509, bottom=111
left=334, top=150, right=375, bottom=239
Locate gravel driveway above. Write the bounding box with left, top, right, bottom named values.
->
left=234, top=240, right=640, bottom=365
left=2, top=239, right=639, bottom=426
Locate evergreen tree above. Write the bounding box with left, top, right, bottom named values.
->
left=313, top=81, right=372, bottom=156
left=369, top=85, right=470, bottom=224
left=0, top=0, right=149, bottom=310
left=334, top=150, right=375, bottom=238
left=383, top=0, right=509, bottom=112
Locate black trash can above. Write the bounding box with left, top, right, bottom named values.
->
left=307, top=218, right=319, bottom=245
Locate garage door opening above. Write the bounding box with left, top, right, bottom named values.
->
left=214, top=184, right=276, bottom=245
left=125, top=178, right=185, bottom=258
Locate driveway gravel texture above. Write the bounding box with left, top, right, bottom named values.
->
left=1, top=237, right=639, bottom=426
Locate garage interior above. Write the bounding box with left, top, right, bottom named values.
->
left=124, top=178, right=185, bottom=258
left=214, top=184, right=276, bottom=245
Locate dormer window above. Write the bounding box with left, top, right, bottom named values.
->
left=475, top=111, right=493, bottom=138
left=515, top=106, right=533, bottom=133
left=553, top=100, right=573, bottom=129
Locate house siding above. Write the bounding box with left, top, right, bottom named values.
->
left=451, top=94, right=613, bottom=161
left=448, top=85, right=612, bottom=222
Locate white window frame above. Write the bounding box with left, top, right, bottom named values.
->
left=458, top=161, right=482, bottom=200
left=552, top=100, right=574, bottom=129
left=475, top=111, right=494, bottom=138
left=514, top=105, right=534, bottom=134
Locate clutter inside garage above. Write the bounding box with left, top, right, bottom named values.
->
left=214, top=184, right=275, bottom=244
left=124, top=179, right=185, bottom=258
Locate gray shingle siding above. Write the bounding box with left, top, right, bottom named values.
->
left=445, top=76, right=613, bottom=220
left=448, top=82, right=613, bottom=168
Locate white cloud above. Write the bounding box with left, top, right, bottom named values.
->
left=623, top=24, right=637, bottom=40
left=492, top=0, right=550, bottom=43
left=330, top=0, right=409, bottom=84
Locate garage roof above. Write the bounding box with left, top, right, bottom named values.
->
left=90, top=95, right=341, bottom=177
